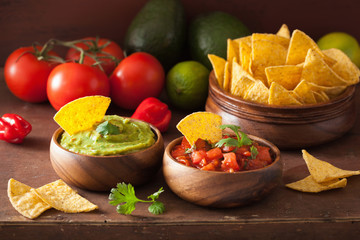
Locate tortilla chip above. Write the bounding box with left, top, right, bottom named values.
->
left=265, top=65, right=302, bottom=90
left=268, top=82, right=302, bottom=105
left=276, top=24, right=290, bottom=39
left=7, top=178, right=51, bottom=219
left=32, top=179, right=98, bottom=213
left=286, top=29, right=336, bottom=66
left=227, top=38, right=239, bottom=62
left=54, top=96, right=111, bottom=135
left=243, top=80, right=269, bottom=104
left=230, top=60, right=255, bottom=98
left=239, top=41, right=252, bottom=74
left=223, top=61, right=232, bottom=92
left=286, top=175, right=347, bottom=193
left=251, top=39, right=287, bottom=85
left=252, top=33, right=290, bottom=49
left=208, top=54, right=226, bottom=88
left=312, top=91, right=329, bottom=103
left=301, top=49, right=348, bottom=87
left=233, top=35, right=252, bottom=47
left=323, top=48, right=360, bottom=85
left=302, top=150, right=360, bottom=183
left=176, top=112, right=222, bottom=145
left=307, top=82, right=347, bottom=99
left=293, top=80, right=317, bottom=104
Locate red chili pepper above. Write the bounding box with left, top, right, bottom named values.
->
left=131, top=97, right=171, bottom=133
left=0, top=114, right=32, bottom=144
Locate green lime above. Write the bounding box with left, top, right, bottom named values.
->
left=317, top=32, right=360, bottom=67
left=188, top=11, right=251, bottom=69
left=166, top=61, right=210, bottom=110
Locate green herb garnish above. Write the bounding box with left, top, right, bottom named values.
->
left=250, top=145, right=259, bottom=160
left=96, top=121, right=120, bottom=135
left=215, top=124, right=258, bottom=159
left=215, top=124, right=252, bottom=148
left=109, top=182, right=165, bottom=215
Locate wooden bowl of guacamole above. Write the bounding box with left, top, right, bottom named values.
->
left=50, top=116, right=164, bottom=191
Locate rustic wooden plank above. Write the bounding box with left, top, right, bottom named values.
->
left=1, top=64, right=360, bottom=240
left=2, top=221, right=360, bottom=239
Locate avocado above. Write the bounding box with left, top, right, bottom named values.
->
left=188, top=11, right=251, bottom=69
left=124, top=0, right=186, bottom=71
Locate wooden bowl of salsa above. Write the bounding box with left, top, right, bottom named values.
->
left=163, top=134, right=282, bottom=208
left=50, top=117, right=164, bottom=192
left=206, top=71, right=357, bottom=149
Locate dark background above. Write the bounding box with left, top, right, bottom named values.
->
left=0, top=0, right=359, bottom=65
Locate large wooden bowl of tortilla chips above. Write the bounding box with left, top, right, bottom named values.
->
left=206, top=70, right=356, bottom=149
left=206, top=26, right=359, bottom=149
left=206, top=71, right=356, bottom=149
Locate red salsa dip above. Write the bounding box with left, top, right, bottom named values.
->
left=171, top=136, right=273, bottom=173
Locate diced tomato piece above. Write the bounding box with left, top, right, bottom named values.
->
left=201, top=161, right=216, bottom=171
left=191, top=149, right=207, bottom=164
left=221, top=145, right=236, bottom=152
left=198, top=158, right=208, bottom=168
left=194, top=138, right=211, bottom=151
left=247, top=159, right=267, bottom=170
left=256, top=146, right=272, bottom=164
left=236, top=145, right=251, bottom=156
left=171, top=145, right=186, bottom=159
left=221, top=152, right=240, bottom=172
left=176, top=156, right=192, bottom=166
left=180, top=137, right=191, bottom=150
left=206, top=147, right=223, bottom=161
left=237, top=157, right=247, bottom=171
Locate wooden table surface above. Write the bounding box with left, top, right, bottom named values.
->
left=1, top=68, right=360, bottom=240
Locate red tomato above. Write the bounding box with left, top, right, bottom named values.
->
left=194, top=138, right=211, bottom=151
left=256, top=146, right=272, bottom=164
left=109, top=52, right=165, bottom=110
left=171, top=145, right=187, bottom=159
left=4, top=46, right=59, bottom=103
left=191, top=150, right=207, bottom=164
left=221, top=152, right=240, bottom=172
left=206, top=148, right=223, bottom=161
left=66, top=37, right=124, bottom=76
left=47, top=62, right=110, bottom=110
left=180, top=137, right=192, bottom=150
left=201, top=159, right=220, bottom=171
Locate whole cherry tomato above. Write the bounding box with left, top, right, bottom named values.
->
left=109, top=52, right=165, bottom=110
left=4, top=46, right=59, bottom=103
left=66, top=37, right=125, bottom=76
left=47, top=62, right=110, bottom=110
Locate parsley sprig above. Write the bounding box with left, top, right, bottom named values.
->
left=109, top=182, right=165, bottom=215
left=215, top=124, right=258, bottom=159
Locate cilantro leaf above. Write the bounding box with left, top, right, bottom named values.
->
left=96, top=121, right=120, bottom=135
left=215, top=124, right=252, bottom=148
left=108, top=182, right=165, bottom=215
left=239, top=131, right=252, bottom=146
left=250, top=145, right=259, bottom=160
left=215, top=137, right=238, bottom=148
left=148, top=187, right=164, bottom=201
left=109, top=183, right=141, bottom=215
left=117, top=201, right=136, bottom=215
left=148, top=201, right=165, bottom=215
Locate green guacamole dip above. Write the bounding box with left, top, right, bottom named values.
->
left=59, top=115, right=156, bottom=156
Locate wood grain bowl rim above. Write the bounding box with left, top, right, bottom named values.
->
left=209, top=70, right=356, bottom=110
left=51, top=118, right=163, bottom=158
left=164, top=136, right=282, bottom=175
